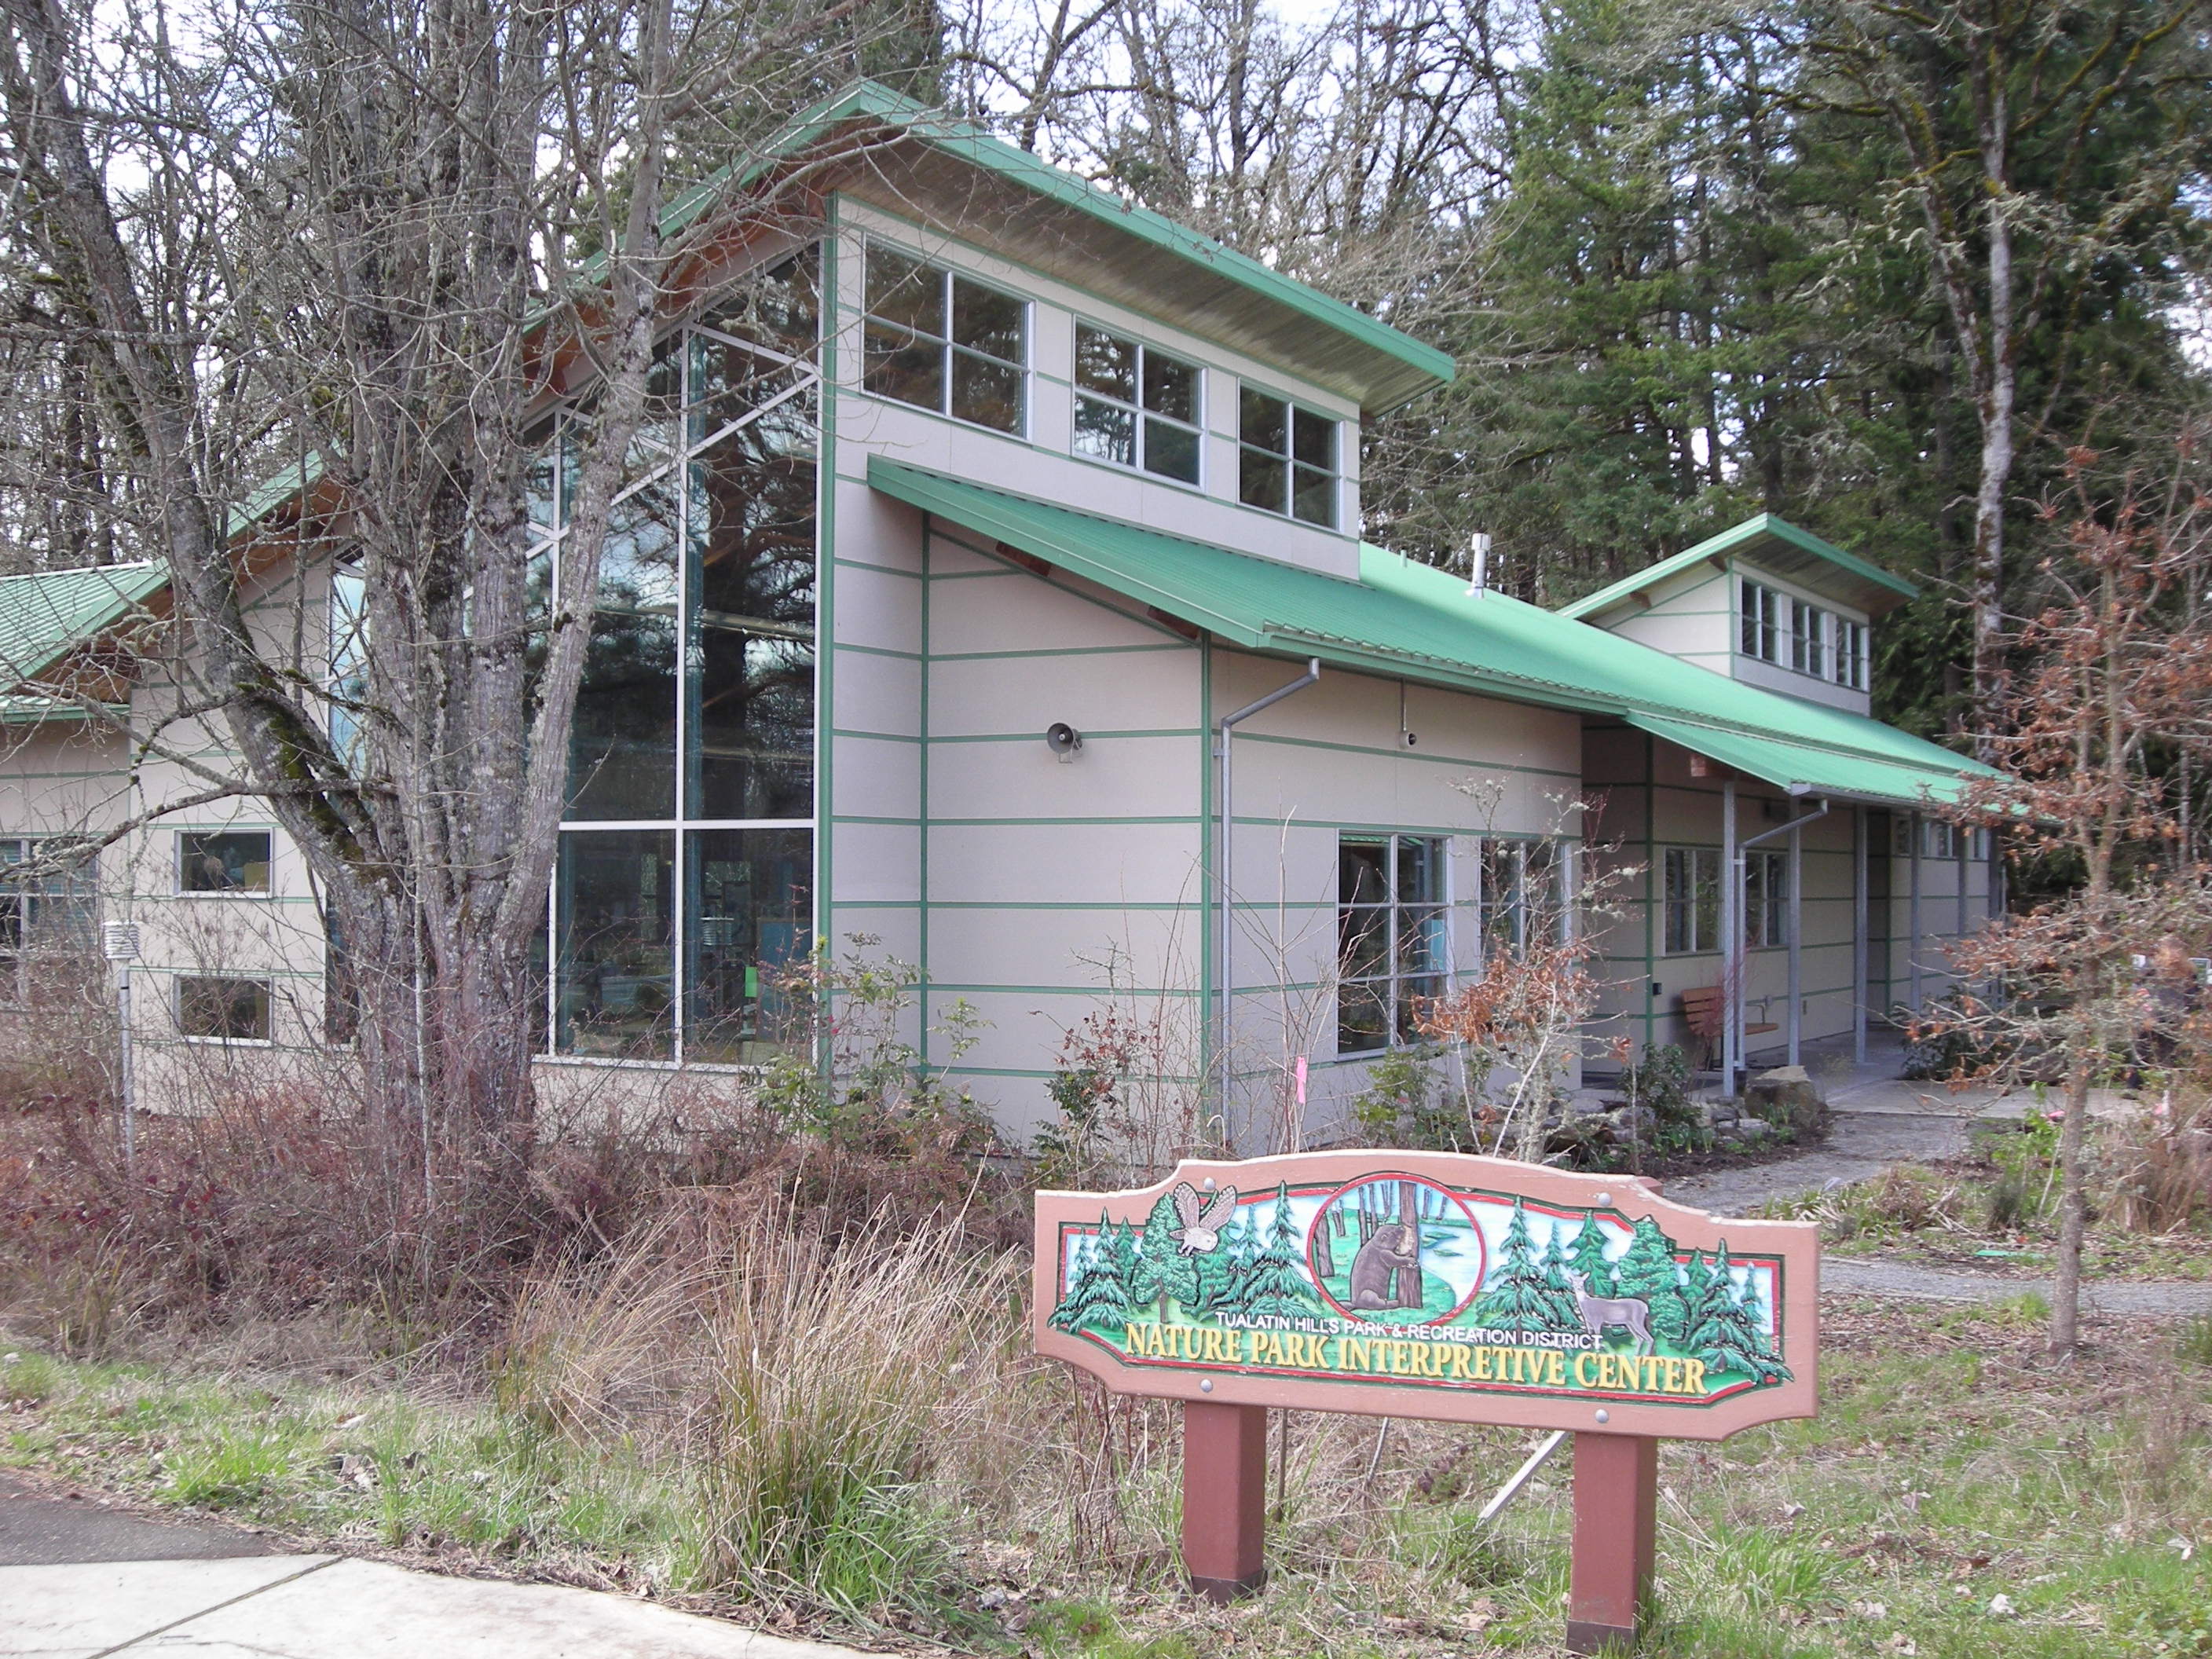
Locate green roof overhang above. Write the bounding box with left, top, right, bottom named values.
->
left=1558, top=514, right=1919, bottom=623
left=691, top=82, right=1454, bottom=415
left=869, top=457, right=1996, bottom=813
left=0, top=562, right=169, bottom=689
left=1620, top=714, right=1976, bottom=808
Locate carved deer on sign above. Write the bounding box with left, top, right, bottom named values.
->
left=1562, top=1269, right=1654, bottom=1357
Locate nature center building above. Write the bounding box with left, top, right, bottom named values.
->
left=0, top=82, right=1998, bottom=1144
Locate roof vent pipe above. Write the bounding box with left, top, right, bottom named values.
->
left=1467, top=533, right=1492, bottom=596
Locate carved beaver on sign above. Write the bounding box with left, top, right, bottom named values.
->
left=1346, top=1222, right=1420, bottom=1310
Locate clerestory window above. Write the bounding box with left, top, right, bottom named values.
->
left=1073, top=325, right=1201, bottom=484
left=861, top=244, right=1026, bottom=434
left=1238, top=386, right=1338, bottom=526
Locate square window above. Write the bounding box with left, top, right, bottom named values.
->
left=180, top=831, right=272, bottom=895
left=1239, top=385, right=1337, bottom=526
left=861, top=245, right=1026, bottom=432
left=178, top=976, right=271, bottom=1042
left=1072, top=324, right=1202, bottom=483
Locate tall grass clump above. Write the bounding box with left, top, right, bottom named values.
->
left=498, top=1193, right=1020, bottom=1621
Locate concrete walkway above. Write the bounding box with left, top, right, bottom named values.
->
left=0, top=1481, right=877, bottom=1659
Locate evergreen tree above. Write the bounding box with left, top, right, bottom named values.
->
left=1131, top=1190, right=1196, bottom=1320
left=1243, top=1183, right=1318, bottom=1319
left=1676, top=1248, right=1719, bottom=1354
left=1050, top=1214, right=1134, bottom=1332
left=1538, top=1225, right=1584, bottom=1330
left=1692, top=1245, right=1791, bottom=1386
left=1610, top=1216, right=1689, bottom=1345
left=1470, top=1200, right=1573, bottom=1331
left=1566, top=1213, right=1617, bottom=1298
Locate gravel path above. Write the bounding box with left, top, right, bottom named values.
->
left=1660, top=1110, right=1973, bottom=1214
left=1824, top=1256, right=2212, bottom=1315
left=1656, top=1084, right=2212, bottom=1317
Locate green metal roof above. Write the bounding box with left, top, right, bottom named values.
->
left=665, top=81, right=1453, bottom=413
left=869, top=458, right=1994, bottom=810
left=0, top=562, right=168, bottom=689
left=1558, top=514, right=1920, bottom=623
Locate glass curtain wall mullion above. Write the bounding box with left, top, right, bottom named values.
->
left=537, top=249, right=822, bottom=1066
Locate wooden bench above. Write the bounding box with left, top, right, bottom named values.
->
left=1679, top=986, right=1775, bottom=1069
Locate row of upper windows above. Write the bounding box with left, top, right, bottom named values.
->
left=859, top=242, right=1342, bottom=529
left=1739, top=577, right=1869, bottom=690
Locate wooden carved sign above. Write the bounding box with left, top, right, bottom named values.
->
left=1035, top=1150, right=1818, bottom=1440
left=1034, top=1150, right=1820, bottom=1654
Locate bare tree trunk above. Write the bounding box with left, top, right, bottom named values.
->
left=1968, top=69, right=2016, bottom=769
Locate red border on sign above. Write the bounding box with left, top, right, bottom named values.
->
left=1306, top=1172, right=1487, bottom=1326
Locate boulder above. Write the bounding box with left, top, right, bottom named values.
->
left=1747, top=1064, right=1825, bottom=1134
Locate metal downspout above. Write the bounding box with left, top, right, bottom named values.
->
left=1216, top=658, right=1321, bottom=1143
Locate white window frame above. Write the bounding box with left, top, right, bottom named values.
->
left=1743, top=848, right=1789, bottom=949
left=174, top=973, right=275, bottom=1045
left=1071, top=322, right=1204, bottom=487
left=1740, top=577, right=1786, bottom=665
left=1236, top=382, right=1339, bottom=527
left=1337, top=833, right=1447, bottom=1056
left=859, top=240, right=1029, bottom=438
left=176, top=829, right=275, bottom=898
left=1662, top=846, right=1723, bottom=955
left=1833, top=617, right=1869, bottom=690
left=529, top=253, right=823, bottom=1071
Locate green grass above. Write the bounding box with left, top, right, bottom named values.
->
left=2, top=1291, right=2207, bottom=1659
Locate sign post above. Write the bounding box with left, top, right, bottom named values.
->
left=1033, top=1151, right=1818, bottom=1654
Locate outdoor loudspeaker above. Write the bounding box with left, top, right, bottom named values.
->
left=1046, top=722, right=1083, bottom=762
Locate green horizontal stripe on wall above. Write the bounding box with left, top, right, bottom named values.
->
left=936, top=1064, right=1205, bottom=1083
left=915, top=814, right=1203, bottom=827
left=921, top=899, right=1193, bottom=911
left=830, top=641, right=925, bottom=661
left=917, top=566, right=1021, bottom=583
left=830, top=555, right=925, bottom=581
left=925, top=641, right=1191, bottom=663
left=831, top=727, right=924, bottom=745
left=1234, top=729, right=1583, bottom=780
left=924, top=982, right=1199, bottom=998
left=925, top=727, right=1202, bottom=745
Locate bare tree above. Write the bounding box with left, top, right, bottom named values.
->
left=0, top=0, right=918, bottom=1205
left=1929, top=430, right=2212, bottom=1355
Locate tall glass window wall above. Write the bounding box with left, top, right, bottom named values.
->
left=527, top=252, right=819, bottom=1064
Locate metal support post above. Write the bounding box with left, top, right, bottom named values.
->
left=1182, top=1400, right=1269, bottom=1602
left=1851, top=806, right=1868, bottom=1066
left=1786, top=823, right=1802, bottom=1066
left=1734, top=799, right=1827, bottom=1084
left=1908, top=813, right=1924, bottom=1013
left=1567, top=1433, right=1659, bottom=1654
left=1720, top=782, right=1738, bottom=1090
left=116, top=965, right=135, bottom=1178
